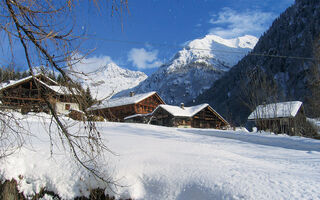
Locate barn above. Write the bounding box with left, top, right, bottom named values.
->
left=248, top=101, right=306, bottom=135
left=88, top=91, right=165, bottom=121
left=0, top=73, right=80, bottom=114
left=151, top=103, right=230, bottom=129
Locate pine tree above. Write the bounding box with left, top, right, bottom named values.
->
left=21, top=71, right=29, bottom=78
left=56, top=74, right=64, bottom=84
left=305, top=42, right=320, bottom=118
left=84, top=86, right=94, bottom=109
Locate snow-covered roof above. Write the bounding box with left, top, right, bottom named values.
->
left=0, top=73, right=76, bottom=96
left=248, top=101, right=303, bottom=120
left=154, top=103, right=210, bottom=117
left=0, top=75, right=37, bottom=91
left=153, top=103, right=228, bottom=124
left=88, top=91, right=159, bottom=110
left=124, top=113, right=152, bottom=120
left=46, top=85, right=73, bottom=95
left=37, top=80, right=73, bottom=95
left=0, top=73, right=58, bottom=92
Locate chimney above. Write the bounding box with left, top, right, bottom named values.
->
left=130, top=91, right=135, bottom=97
left=180, top=103, right=184, bottom=109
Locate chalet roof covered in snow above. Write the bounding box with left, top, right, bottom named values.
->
left=154, top=103, right=210, bottom=117
left=0, top=73, right=58, bottom=91
left=153, top=103, right=228, bottom=122
left=124, top=113, right=152, bottom=120
left=0, top=73, right=74, bottom=96
left=89, top=91, right=160, bottom=110
left=38, top=80, right=74, bottom=95
left=248, top=101, right=303, bottom=120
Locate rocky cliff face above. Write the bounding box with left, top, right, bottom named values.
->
left=194, top=0, right=320, bottom=125
left=115, top=35, right=257, bottom=104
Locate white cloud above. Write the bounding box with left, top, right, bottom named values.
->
left=70, top=54, right=113, bottom=74
left=209, top=7, right=276, bottom=38
left=128, top=48, right=162, bottom=69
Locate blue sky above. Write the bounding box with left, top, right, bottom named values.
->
left=1, top=0, right=294, bottom=75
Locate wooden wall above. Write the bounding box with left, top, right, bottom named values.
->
left=255, top=107, right=306, bottom=135
left=0, top=78, right=77, bottom=113
left=94, top=93, right=165, bottom=122
left=152, top=106, right=229, bottom=129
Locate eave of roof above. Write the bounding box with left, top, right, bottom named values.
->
left=153, top=103, right=229, bottom=125
left=0, top=73, right=75, bottom=96
left=248, top=101, right=303, bottom=120
left=0, top=73, right=58, bottom=92
left=88, top=91, right=159, bottom=111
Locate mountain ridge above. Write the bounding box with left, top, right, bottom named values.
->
left=76, top=62, right=147, bottom=100
left=114, top=34, right=258, bottom=104
left=194, top=0, right=320, bottom=125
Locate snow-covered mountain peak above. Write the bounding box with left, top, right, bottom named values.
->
left=98, top=62, right=146, bottom=79
left=73, top=60, right=147, bottom=100
left=236, top=35, right=259, bottom=49
left=115, top=34, right=258, bottom=105
left=166, top=34, right=258, bottom=73
left=187, top=34, right=258, bottom=50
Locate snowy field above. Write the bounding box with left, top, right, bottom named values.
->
left=1, top=113, right=320, bottom=200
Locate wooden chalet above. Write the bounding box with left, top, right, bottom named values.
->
left=151, top=103, right=230, bottom=129
left=248, top=101, right=306, bottom=135
left=124, top=113, right=153, bottom=124
left=88, top=91, right=165, bottom=121
left=0, top=73, right=80, bottom=114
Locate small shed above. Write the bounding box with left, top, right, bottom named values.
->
left=88, top=91, right=165, bottom=122
left=151, top=103, right=229, bottom=129
left=248, top=101, right=306, bottom=134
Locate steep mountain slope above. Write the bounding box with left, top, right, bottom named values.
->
left=77, top=62, right=147, bottom=100
left=115, top=35, right=258, bottom=104
left=194, top=0, right=320, bottom=125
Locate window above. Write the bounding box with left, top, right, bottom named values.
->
left=65, top=103, right=71, bottom=110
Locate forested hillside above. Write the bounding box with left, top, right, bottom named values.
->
left=194, top=0, right=320, bottom=125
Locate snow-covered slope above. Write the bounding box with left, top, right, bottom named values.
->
left=73, top=59, right=147, bottom=100
left=116, top=35, right=258, bottom=104
left=1, top=113, right=320, bottom=199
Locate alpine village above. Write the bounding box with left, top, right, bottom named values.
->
left=0, top=0, right=320, bottom=200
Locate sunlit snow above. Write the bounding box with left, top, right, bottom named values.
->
left=1, top=112, right=319, bottom=199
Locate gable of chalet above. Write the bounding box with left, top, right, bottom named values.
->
left=0, top=73, right=80, bottom=114
left=153, top=103, right=229, bottom=126
left=88, top=91, right=165, bottom=111
left=0, top=73, right=57, bottom=91
left=248, top=101, right=303, bottom=120
left=0, top=73, right=78, bottom=97
left=88, top=91, right=165, bottom=121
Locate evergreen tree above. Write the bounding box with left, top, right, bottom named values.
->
left=21, top=71, right=29, bottom=78
left=56, top=74, right=64, bottom=84
left=84, top=86, right=94, bottom=109
left=305, top=40, right=320, bottom=118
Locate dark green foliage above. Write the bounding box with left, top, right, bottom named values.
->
left=56, top=74, right=65, bottom=84
left=194, top=0, right=320, bottom=131
left=305, top=41, right=320, bottom=118
left=0, top=66, right=26, bottom=82
left=78, top=86, right=95, bottom=111
left=21, top=71, right=29, bottom=78
left=85, top=87, right=94, bottom=108
left=300, top=120, right=319, bottom=138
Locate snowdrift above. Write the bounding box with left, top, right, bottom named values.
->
left=1, top=113, right=320, bottom=199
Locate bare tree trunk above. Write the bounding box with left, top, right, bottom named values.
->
left=0, top=0, right=128, bottom=186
